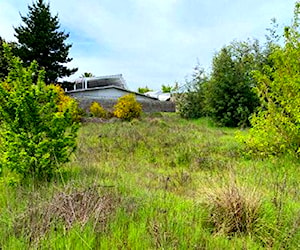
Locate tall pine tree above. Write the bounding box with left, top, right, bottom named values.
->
left=14, top=0, right=77, bottom=83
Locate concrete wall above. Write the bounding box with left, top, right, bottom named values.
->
left=75, top=97, right=175, bottom=113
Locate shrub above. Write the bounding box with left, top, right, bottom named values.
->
left=176, top=66, right=209, bottom=119
left=89, top=102, right=107, bottom=118
left=0, top=45, right=79, bottom=180
left=52, top=84, right=82, bottom=122
left=113, top=94, right=142, bottom=121
left=238, top=4, right=300, bottom=157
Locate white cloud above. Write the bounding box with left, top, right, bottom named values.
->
left=0, top=0, right=297, bottom=90
left=0, top=1, right=21, bottom=40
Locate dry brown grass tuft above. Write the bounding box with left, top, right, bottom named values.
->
left=14, top=185, right=118, bottom=242
left=203, top=183, right=262, bottom=236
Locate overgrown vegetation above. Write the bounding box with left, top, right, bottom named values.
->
left=0, top=0, right=299, bottom=249
left=177, top=39, right=265, bottom=127
left=239, top=5, right=300, bottom=157
left=0, top=114, right=299, bottom=249
left=177, top=2, right=300, bottom=158
left=0, top=45, right=79, bottom=181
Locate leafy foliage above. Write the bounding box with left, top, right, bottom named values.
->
left=0, top=37, right=18, bottom=81
left=81, top=72, right=95, bottom=78
left=89, top=102, right=107, bottom=118
left=138, top=86, right=152, bottom=94
left=113, top=94, right=142, bottom=121
left=0, top=45, right=79, bottom=180
left=240, top=4, right=300, bottom=157
left=161, top=84, right=172, bottom=93
left=14, top=0, right=77, bottom=83
left=0, top=37, right=9, bottom=81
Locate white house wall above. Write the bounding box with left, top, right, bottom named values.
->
left=69, top=88, right=156, bottom=102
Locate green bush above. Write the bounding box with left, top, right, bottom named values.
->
left=238, top=4, right=300, bottom=157
left=113, top=94, right=142, bottom=121
left=176, top=66, right=208, bottom=119
left=0, top=45, right=79, bottom=180
left=89, top=102, right=107, bottom=118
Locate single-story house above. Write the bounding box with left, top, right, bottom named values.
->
left=65, top=74, right=175, bottom=112
left=67, top=85, right=158, bottom=102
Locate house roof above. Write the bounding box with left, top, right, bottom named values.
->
left=73, top=74, right=128, bottom=90
left=67, top=85, right=159, bottom=101
left=145, top=90, right=171, bottom=101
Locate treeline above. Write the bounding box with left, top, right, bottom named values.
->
left=177, top=37, right=273, bottom=127
left=177, top=3, right=300, bottom=157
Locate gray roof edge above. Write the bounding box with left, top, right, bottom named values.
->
left=66, top=85, right=158, bottom=100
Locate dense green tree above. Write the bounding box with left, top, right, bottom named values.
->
left=206, top=40, right=262, bottom=127
left=14, top=0, right=77, bottom=84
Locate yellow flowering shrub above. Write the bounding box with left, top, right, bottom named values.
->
left=113, top=94, right=142, bottom=121
left=89, top=102, right=107, bottom=118
left=50, top=85, right=81, bottom=122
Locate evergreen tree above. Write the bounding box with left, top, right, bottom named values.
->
left=207, top=41, right=262, bottom=127
left=14, top=0, right=77, bottom=83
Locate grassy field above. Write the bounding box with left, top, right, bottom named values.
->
left=1, top=113, right=299, bottom=249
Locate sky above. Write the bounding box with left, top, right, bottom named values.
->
left=0, top=0, right=296, bottom=91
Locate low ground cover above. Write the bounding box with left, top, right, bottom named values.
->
left=0, top=113, right=299, bottom=249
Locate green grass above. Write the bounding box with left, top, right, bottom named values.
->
left=0, top=113, right=299, bottom=249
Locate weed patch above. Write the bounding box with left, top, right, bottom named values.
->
left=14, top=185, right=118, bottom=243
